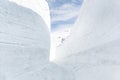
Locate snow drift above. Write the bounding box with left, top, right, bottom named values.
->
left=56, top=0, right=120, bottom=80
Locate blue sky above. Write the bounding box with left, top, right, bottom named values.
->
left=46, top=0, right=83, bottom=31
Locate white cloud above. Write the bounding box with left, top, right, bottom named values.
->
left=51, top=3, right=81, bottom=23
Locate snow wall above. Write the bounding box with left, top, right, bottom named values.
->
left=9, top=0, right=51, bottom=30
left=56, top=0, right=120, bottom=80
left=0, top=0, right=50, bottom=79
left=0, top=0, right=75, bottom=80
left=56, top=0, right=120, bottom=59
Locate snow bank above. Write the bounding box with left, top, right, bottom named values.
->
left=0, top=0, right=50, bottom=79
left=0, top=0, right=74, bottom=80
left=56, top=0, right=120, bottom=59
left=56, top=0, right=120, bottom=80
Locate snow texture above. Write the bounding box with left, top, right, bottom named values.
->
left=9, top=0, right=51, bottom=30
left=0, top=0, right=73, bottom=80
left=56, top=0, right=120, bottom=80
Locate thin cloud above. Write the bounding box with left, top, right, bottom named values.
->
left=51, top=3, right=81, bottom=22
left=47, top=0, right=83, bottom=30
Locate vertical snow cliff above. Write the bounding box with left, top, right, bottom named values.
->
left=0, top=0, right=74, bottom=80
left=56, top=0, right=120, bottom=80
left=0, top=0, right=50, bottom=79
left=9, top=0, right=51, bottom=30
